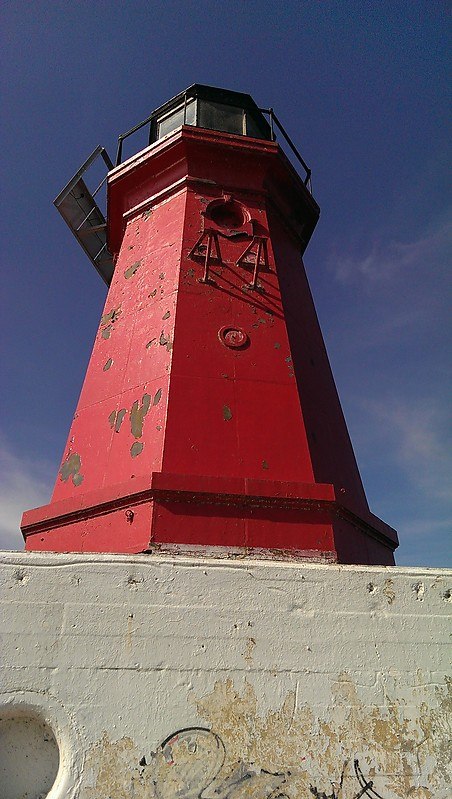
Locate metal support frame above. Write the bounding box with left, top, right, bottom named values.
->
left=54, top=146, right=113, bottom=209
left=258, top=108, right=312, bottom=190
left=53, top=145, right=115, bottom=286
left=188, top=230, right=221, bottom=283
left=236, top=236, right=269, bottom=290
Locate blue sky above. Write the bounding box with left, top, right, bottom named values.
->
left=1, top=1, right=450, bottom=565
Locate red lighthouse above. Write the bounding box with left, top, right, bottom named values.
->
left=22, top=85, right=398, bottom=564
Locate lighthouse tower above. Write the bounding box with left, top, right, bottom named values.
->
left=21, top=84, right=397, bottom=564
left=3, top=87, right=450, bottom=799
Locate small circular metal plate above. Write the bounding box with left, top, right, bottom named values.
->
left=218, top=326, right=249, bottom=349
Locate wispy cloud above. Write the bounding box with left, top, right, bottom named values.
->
left=0, top=440, right=53, bottom=550
left=332, top=214, right=451, bottom=284
left=361, top=396, right=452, bottom=503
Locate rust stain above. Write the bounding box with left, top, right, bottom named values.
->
left=124, top=260, right=142, bottom=279
left=60, top=453, right=84, bottom=487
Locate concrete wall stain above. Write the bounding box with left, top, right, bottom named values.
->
left=79, top=676, right=450, bottom=798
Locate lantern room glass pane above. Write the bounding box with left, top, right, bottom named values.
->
left=157, top=99, right=196, bottom=139
left=245, top=112, right=267, bottom=139
left=197, top=101, right=244, bottom=135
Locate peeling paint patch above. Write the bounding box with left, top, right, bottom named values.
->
left=108, top=410, right=116, bottom=429
left=101, top=325, right=112, bottom=340
left=190, top=676, right=451, bottom=799
left=149, top=289, right=157, bottom=298
left=124, top=260, right=142, bottom=279
left=223, top=405, right=233, bottom=421
left=101, top=306, right=121, bottom=326
left=159, top=331, right=172, bottom=352
left=60, top=453, right=84, bottom=487
left=130, top=441, right=144, bottom=458
left=162, top=310, right=170, bottom=320
left=383, top=578, right=396, bottom=605
left=79, top=675, right=450, bottom=799
left=153, top=388, right=162, bottom=406
left=142, top=208, right=152, bottom=220
left=413, top=581, right=425, bottom=601
left=130, top=395, right=152, bottom=438
left=115, top=409, right=127, bottom=433
left=103, top=358, right=113, bottom=372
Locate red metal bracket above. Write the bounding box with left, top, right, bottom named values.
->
left=236, top=236, right=269, bottom=289
left=188, top=229, right=222, bottom=283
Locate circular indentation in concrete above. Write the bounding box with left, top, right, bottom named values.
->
left=0, top=712, right=59, bottom=799
left=0, top=691, right=83, bottom=799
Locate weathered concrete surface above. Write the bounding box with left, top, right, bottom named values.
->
left=0, top=551, right=450, bottom=798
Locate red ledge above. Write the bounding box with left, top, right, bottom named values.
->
left=21, top=473, right=334, bottom=533
left=21, top=471, right=397, bottom=549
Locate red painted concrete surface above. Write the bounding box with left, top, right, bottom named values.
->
left=22, top=126, right=398, bottom=563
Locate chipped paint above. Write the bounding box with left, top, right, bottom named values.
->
left=162, top=310, right=170, bottom=320
left=223, top=405, right=233, bottom=421
left=124, top=260, right=142, bottom=279
left=78, top=675, right=451, bottom=799
left=383, top=578, right=396, bottom=605
left=115, top=409, right=126, bottom=433
left=130, top=441, right=144, bottom=457
left=153, top=389, right=162, bottom=406
left=130, top=395, right=152, bottom=438
left=101, top=325, right=112, bottom=340
left=103, top=358, right=113, bottom=372
left=142, top=208, right=152, bottom=220
left=101, top=307, right=121, bottom=326
left=159, top=331, right=172, bottom=352
left=60, top=453, right=84, bottom=486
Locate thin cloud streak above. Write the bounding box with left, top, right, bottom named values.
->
left=332, top=214, right=451, bottom=284
left=0, top=440, right=53, bottom=550
left=360, top=396, right=451, bottom=503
